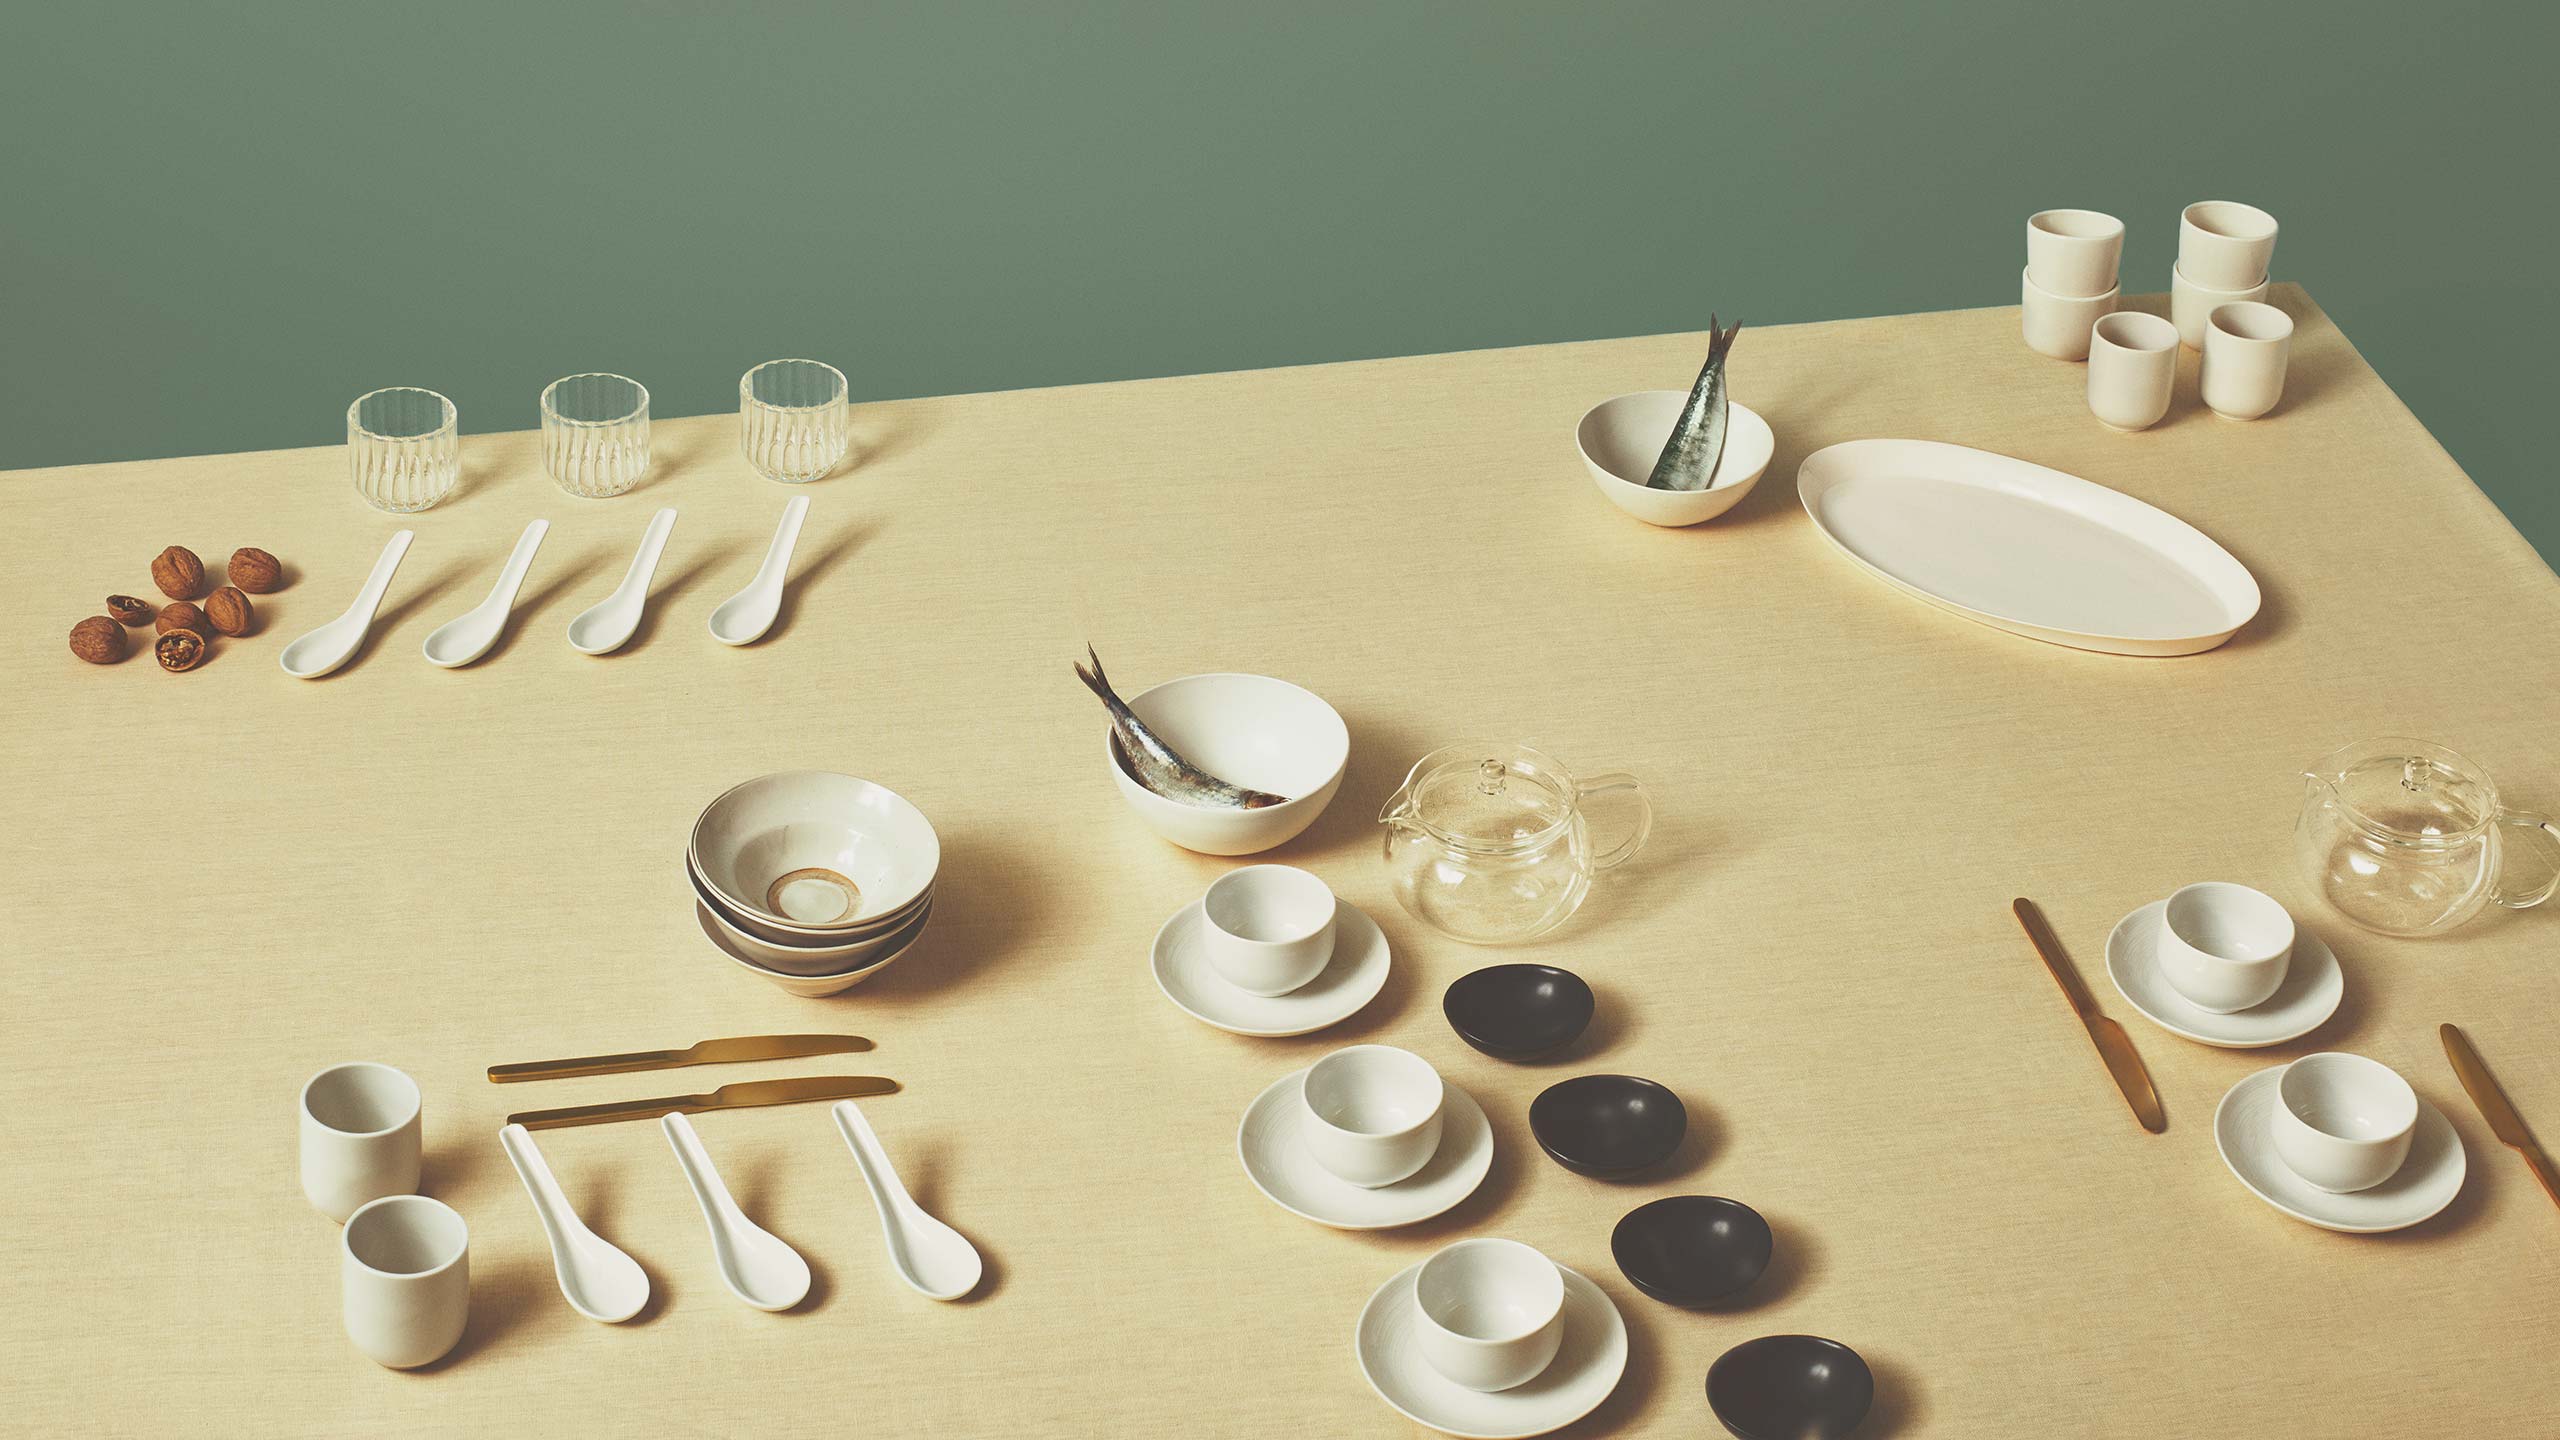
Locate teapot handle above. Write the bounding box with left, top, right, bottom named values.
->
left=1576, top=772, right=1652, bottom=872
left=2489, top=810, right=2560, bottom=910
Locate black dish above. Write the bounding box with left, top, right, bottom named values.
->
left=1610, top=1195, right=1772, bottom=1306
left=1527, top=1074, right=1686, bottom=1177
left=1706, top=1334, right=1874, bottom=1440
left=1442, top=964, right=1595, bottom=1061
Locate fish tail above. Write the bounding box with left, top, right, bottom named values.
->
left=1074, top=644, right=1122, bottom=707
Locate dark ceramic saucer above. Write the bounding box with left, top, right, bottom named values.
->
left=1442, top=964, right=1595, bottom=1061
left=1706, top=1334, right=1873, bottom=1440
left=1527, top=1074, right=1686, bottom=1177
left=1610, top=1195, right=1772, bottom=1306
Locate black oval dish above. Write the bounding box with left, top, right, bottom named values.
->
left=1527, top=1074, right=1686, bottom=1177
left=1610, top=1195, right=1772, bottom=1307
left=1706, top=1334, right=1874, bottom=1440
left=1442, top=964, right=1595, bottom=1061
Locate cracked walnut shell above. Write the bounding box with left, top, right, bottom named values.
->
left=154, top=630, right=206, bottom=672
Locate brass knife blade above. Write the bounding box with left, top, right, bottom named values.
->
left=507, top=1075, right=898, bottom=1130
left=2442, top=1023, right=2560, bottom=1212
left=489, top=1034, right=872, bottom=1084
left=2013, top=898, right=2165, bottom=1134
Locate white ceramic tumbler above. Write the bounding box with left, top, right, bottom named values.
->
left=2169, top=264, right=2270, bottom=350
left=2021, top=267, right=2117, bottom=361
left=2026, top=209, right=2124, bottom=298
left=2201, top=302, right=2294, bottom=420
left=2179, top=201, right=2278, bottom=291
left=2086, top=312, right=2180, bottom=431
left=300, top=1062, right=423, bottom=1223
left=341, top=1195, right=471, bottom=1369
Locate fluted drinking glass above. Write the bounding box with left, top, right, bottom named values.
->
left=739, top=359, right=851, bottom=483
left=541, top=373, right=651, bottom=498
left=347, top=387, right=460, bottom=513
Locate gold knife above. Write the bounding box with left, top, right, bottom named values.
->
left=2013, top=898, right=2166, bottom=1134
left=2441, top=1023, right=2560, bottom=1211
left=507, top=1075, right=898, bottom=1130
left=488, top=1034, right=873, bottom=1084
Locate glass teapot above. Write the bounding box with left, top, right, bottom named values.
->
left=1378, top=742, right=1651, bottom=945
left=2295, top=738, right=2560, bottom=937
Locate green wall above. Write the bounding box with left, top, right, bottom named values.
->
left=5, top=1, right=2553, bottom=565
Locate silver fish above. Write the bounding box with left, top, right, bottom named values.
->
left=1074, top=646, right=1289, bottom=809
left=1644, top=316, right=1742, bottom=491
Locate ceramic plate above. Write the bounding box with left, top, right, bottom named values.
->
left=1152, top=900, right=1389, bottom=1037
left=2106, top=901, right=2343, bottom=1047
left=1238, top=1072, right=1491, bottom=1230
left=1355, top=1261, right=1627, bottom=1439
left=1796, top=439, right=2261, bottom=655
left=2213, top=1067, right=2465, bottom=1233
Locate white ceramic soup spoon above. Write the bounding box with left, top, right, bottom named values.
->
left=279, top=530, right=414, bottom=679
left=660, top=1112, right=810, bottom=1311
left=707, top=493, right=810, bottom=647
left=832, top=1099, right=983, bottom=1301
left=567, top=507, right=677, bottom=656
left=422, top=519, right=548, bottom=668
left=498, top=1123, right=650, bottom=1323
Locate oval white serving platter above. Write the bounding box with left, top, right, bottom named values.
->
left=1795, top=439, right=2261, bottom=655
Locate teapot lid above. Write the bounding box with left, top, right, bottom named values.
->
left=2318, top=738, right=2498, bottom=842
left=1400, top=743, right=1577, bottom=851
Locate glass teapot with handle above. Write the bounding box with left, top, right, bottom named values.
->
left=1378, top=742, right=1651, bottom=945
left=2295, top=738, right=2560, bottom=937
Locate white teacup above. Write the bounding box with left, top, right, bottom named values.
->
left=2021, top=266, right=2117, bottom=361
left=2201, top=301, right=2294, bottom=421
left=2272, top=1053, right=2417, bottom=1193
left=1299, top=1045, right=1444, bottom=1189
left=300, top=1062, right=423, bottom=1223
left=1413, top=1239, right=1567, bottom=1392
left=342, top=1195, right=471, bottom=1369
left=2179, top=200, right=2278, bottom=292
left=2158, top=882, right=2293, bottom=1013
left=2169, top=263, right=2270, bottom=350
left=2086, top=312, right=2180, bottom=432
left=1201, top=864, right=1337, bottom=996
left=2026, top=209, right=2124, bottom=298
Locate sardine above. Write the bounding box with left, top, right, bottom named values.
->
left=1644, top=316, right=1742, bottom=491
left=1074, top=646, right=1290, bottom=809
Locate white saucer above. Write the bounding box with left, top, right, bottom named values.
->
left=1237, top=1071, right=1492, bottom=1230
left=1152, top=899, right=1389, bottom=1037
left=2105, top=900, right=2343, bottom=1048
left=2213, top=1066, right=2466, bottom=1233
left=1355, top=1260, right=1627, bottom=1439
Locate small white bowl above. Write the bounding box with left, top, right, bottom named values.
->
left=689, top=772, right=940, bottom=930
left=1574, top=392, right=1775, bottom=527
left=688, top=850, right=930, bottom=946
left=1106, top=674, right=1348, bottom=856
left=2272, top=1052, right=2417, bottom=1194
left=694, top=898, right=929, bottom=995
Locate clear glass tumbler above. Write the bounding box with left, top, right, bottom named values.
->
left=739, top=359, right=851, bottom=483
left=347, top=387, right=460, bottom=513
left=541, top=373, right=651, bottom=498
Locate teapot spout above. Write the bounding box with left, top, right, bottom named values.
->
left=1378, top=755, right=1431, bottom=829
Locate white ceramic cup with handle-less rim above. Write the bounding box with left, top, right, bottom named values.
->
left=2086, top=312, right=2181, bottom=432
left=1299, top=1045, right=1445, bottom=1188
left=2026, top=209, right=2124, bottom=298
left=2169, top=264, right=2270, bottom=350
left=1412, top=1238, right=1568, bottom=1392
left=2158, top=882, right=2294, bottom=1013
left=341, top=1194, right=471, bottom=1369
left=2021, top=267, right=2117, bottom=361
left=300, top=1062, right=423, bottom=1223
left=2179, top=200, right=2279, bottom=291
left=2271, top=1052, right=2418, bottom=1193
left=1201, top=864, right=1338, bottom=996
left=2201, top=302, right=2295, bottom=420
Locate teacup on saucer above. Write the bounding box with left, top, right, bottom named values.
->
left=1151, top=898, right=1388, bottom=1037
left=1355, top=1259, right=1627, bottom=1439
left=1237, top=1071, right=1491, bottom=1230
left=2106, top=900, right=2341, bottom=1048
left=2213, top=1066, right=2464, bottom=1233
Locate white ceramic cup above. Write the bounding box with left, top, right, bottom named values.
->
left=2157, top=882, right=2294, bottom=1013
left=2020, top=266, right=2117, bottom=361
left=1412, top=1239, right=1567, bottom=1392
left=341, top=1194, right=471, bottom=1369
left=2169, top=263, right=2270, bottom=350
left=1201, top=864, right=1338, bottom=996
left=2026, top=209, right=2124, bottom=298
left=2272, top=1053, right=2418, bottom=1193
left=2179, top=201, right=2279, bottom=292
left=2086, top=312, right=2180, bottom=432
left=2201, top=301, right=2295, bottom=421
left=300, top=1062, right=423, bottom=1223
left=1298, top=1045, right=1444, bottom=1189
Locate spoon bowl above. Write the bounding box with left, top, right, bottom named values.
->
left=1442, top=964, right=1594, bottom=1061
left=280, top=530, right=414, bottom=679
left=661, top=1112, right=811, bottom=1311
left=422, top=519, right=548, bottom=668
left=568, top=507, right=677, bottom=655
left=1528, top=1074, right=1686, bottom=1177
left=1706, top=1334, right=1874, bottom=1440
left=708, top=494, right=809, bottom=646
left=1610, top=1195, right=1771, bottom=1307
left=499, top=1123, right=649, bottom=1323
left=833, top=1099, right=983, bottom=1301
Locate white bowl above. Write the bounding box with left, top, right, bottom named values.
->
left=694, top=898, right=930, bottom=995
left=688, top=850, right=931, bottom=946
left=1106, top=674, right=1348, bottom=856
left=696, top=876, right=934, bottom=974
left=689, top=772, right=939, bottom=930
left=1574, top=393, right=1775, bottom=527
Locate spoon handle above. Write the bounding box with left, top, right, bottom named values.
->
left=661, top=1111, right=754, bottom=1235
left=483, top=518, right=550, bottom=612
left=347, top=529, right=415, bottom=625
left=620, top=507, right=678, bottom=597
left=750, top=494, right=810, bottom=589
left=499, top=1123, right=585, bottom=1254
left=832, top=1098, right=919, bottom=1218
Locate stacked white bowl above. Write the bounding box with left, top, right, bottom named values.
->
left=686, top=771, right=940, bottom=996
left=2170, top=201, right=2278, bottom=349
left=2021, top=209, right=2123, bottom=360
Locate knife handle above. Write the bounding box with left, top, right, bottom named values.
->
left=2013, top=898, right=2095, bottom=1017
left=490, top=1049, right=689, bottom=1084
left=2522, top=1143, right=2560, bottom=1213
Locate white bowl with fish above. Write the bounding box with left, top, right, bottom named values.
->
left=1576, top=392, right=1775, bottom=527
left=1077, top=650, right=1349, bottom=856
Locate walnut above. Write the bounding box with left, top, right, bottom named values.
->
left=107, top=594, right=154, bottom=625
left=70, top=616, right=126, bottom=664
left=154, top=630, right=206, bottom=672
left=204, top=586, right=254, bottom=636
left=228, top=547, right=283, bottom=593
left=156, top=601, right=210, bottom=637
left=151, top=545, right=206, bottom=599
